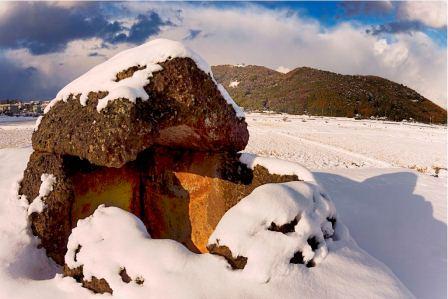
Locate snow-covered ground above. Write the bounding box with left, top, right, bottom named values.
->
left=316, top=168, right=446, bottom=299
left=0, top=114, right=446, bottom=298
left=246, top=113, right=447, bottom=175
left=0, top=118, right=35, bottom=149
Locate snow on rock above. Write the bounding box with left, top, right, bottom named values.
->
left=240, top=152, right=316, bottom=183
left=208, top=181, right=336, bottom=283
left=216, top=83, right=244, bottom=118
left=44, top=39, right=244, bottom=118
left=62, top=201, right=412, bottom=298
left=229, top=80, right=240, bottom=88
left=0, top=148, right=415, bottom=299
left=34, top=116, right=42, bottom=132
left=65, top=205, right=227, bottom=298
left=27, top=198, right=44, bottom=216
left=27, top=173, right=56, bottom=216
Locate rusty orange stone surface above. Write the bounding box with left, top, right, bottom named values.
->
left=71, top=165, right=141, bottom=227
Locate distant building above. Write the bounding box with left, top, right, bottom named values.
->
left=32, top=104, right=43, bottom=113
left=0, top=100, right=49, bottom=116
left=5, top=104, right=19, bottom=114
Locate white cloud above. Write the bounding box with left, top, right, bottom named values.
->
left=0, top=2, right=12, bottom=18
left=4, top=38, right=131, bottom=96
left=50, top=1, right=84, bottom=9
left=5, top=3, right=447, bottom=108
left=151, top=4, right=446, bottom=107
left=399, top=1, right=447, bottom=28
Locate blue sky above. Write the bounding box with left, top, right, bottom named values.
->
left=0, top=1, right=446, bottom=107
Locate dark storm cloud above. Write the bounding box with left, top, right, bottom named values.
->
left=108, top=12, right=172, bottom=44
left=0, top=56, right=58, bottom=99
left=0, top=3, right=171, bottom=55
left=339, top=1, right=393, bottom=16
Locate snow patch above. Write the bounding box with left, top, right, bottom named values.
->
left=208, top=181, right=336, bottom=282
left=229, top=80, right=240, bottom=88
left=34, top=116, right=42, bottom=132
left=27, top=173, right=56, bottom=215
left=44, top=39, right=244, bottom=118
left=276, top=66, right=291, bottom=74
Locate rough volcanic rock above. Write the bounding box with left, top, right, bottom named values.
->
left=19, top=149, right=298, bottom=265
left=19, top=151, right=75, bottom=265
left=19, top=151, right=141, bottom=264
left=207, top=243, right=248, bottom=269
left=33, top=57, right=248, bottom=168
left=63, top=265, right=113, bottom=294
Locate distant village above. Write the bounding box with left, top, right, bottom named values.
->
left=0, top=100, right=50, bottom=117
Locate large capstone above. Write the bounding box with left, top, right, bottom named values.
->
left=33, top=54, right=248, bottom=168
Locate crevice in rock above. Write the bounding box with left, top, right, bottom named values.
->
left=73, top=245, right=81, bottom=262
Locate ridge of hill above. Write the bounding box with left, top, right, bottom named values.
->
left=212, top=65, right=447, bottom=124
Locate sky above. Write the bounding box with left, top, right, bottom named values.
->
left=0, top=1, right=446, bottom=108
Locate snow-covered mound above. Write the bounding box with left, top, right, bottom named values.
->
left=208, top=181, right=336, bottom=283
left=44, top=39, right=243, bottom=118
left=64, top=204, right=412, bottom=298
left=0, top=148, right=412, bottom=298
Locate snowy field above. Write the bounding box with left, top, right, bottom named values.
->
left=0, top=118, right=35, bottom=149
left=0, top=114, right=446, bottom=298
left=246, top=113, right=447, bottom=175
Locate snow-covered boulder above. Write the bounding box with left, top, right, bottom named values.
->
left=32, top=39, right=248, bottom=168
left=20, top=39, right=255, bottom=264
left=207, top=181, right=336, bottom=282
left=19, top=149, right=307, bottom=265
